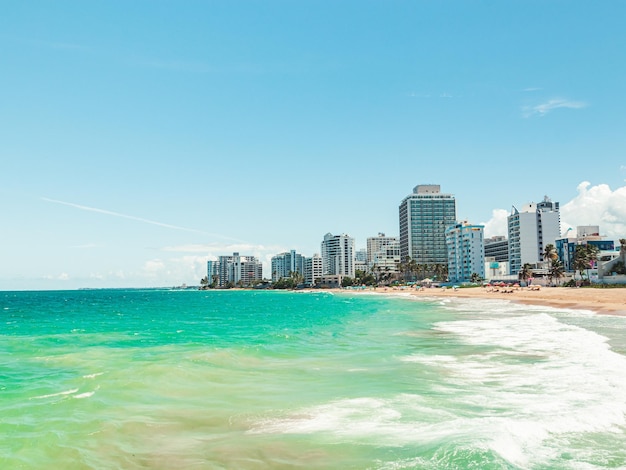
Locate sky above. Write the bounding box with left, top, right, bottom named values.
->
left=1, top=0, right=625, bottom=290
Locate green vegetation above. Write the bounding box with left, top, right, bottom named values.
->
left=573, top=244, right=599, bottom=281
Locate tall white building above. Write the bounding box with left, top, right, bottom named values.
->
left=321, top=233, right=355, bottom=278
left=367, top=233, right=401, bottom=274
left=507, top=196, right=560, bottom=275
left=271, top=250, right=306, bottom=282
left=214, top=252, right=263, bottom=287
left=304, top=254, right=323, bottom=287
left=366, top=233, right=398, bottom=264
left=399, top=184, right=457, bottom=265
left=446, top=221, right=485, bottom=283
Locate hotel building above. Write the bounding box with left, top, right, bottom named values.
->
left=209, top=252, right=263, bottom=287
left=507, top=196, right=560, bottom=275
left=321, top=233, right=355, bottom=278
left=304, top=254, right=323, bottom=287
left=367, top=233, right=401, bottom=274
left=446, top=221, right=485, bottom=283
left=271, top=250, right=306, bottom=282
left=399, top=184, right=457, bottom=265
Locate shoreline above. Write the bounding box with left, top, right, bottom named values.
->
left=331, top=286, right=626, bottom=316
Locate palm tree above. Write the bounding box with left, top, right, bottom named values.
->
left=519, top=263, right=533, bottom=285
left=573, top=244, right=599, bottom=281
left=407, top=258, right=419, bottom=282
left=549, top=259, right=565, bottom=286
left=543, top=244, right=557, bottom=266
left=573, top=248, right=589, bottom=281
left=432, top=263, right=448, bottom=282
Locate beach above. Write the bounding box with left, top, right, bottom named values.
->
left=360, top=285, right=626, bottom=316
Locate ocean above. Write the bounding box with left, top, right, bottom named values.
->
left=2, top=289, right=626, bottom=469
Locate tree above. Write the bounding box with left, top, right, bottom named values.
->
left=407, top=258, right=419, bottom=282
left=548, top=259, right=565, bottom=286
left=289, top=271, right=304, bottom=288
left=573, top=244, right=599, bottom=281
left=355, top=269, right=376, bottom=286
left=470, top=272, right=482, bottom=284
left=432, top=263, right=448, bottom=282
left=519, top=263, right=533, bottom=284
left=543, top=244, right=557, bottom=265
left=200, top=276, right=209, bottom=289
left=341, top=276, right=354, bottom=287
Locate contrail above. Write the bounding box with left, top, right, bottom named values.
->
left=41, top=197, right=244, bottom=242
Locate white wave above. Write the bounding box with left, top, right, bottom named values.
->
left=251, top=309, right=626, bottom=468
left=82, top=372, right=104, bottom=379
left=31, top=388, right=78, bottom=400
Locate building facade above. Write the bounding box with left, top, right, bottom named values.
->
left=399, top=184, right=457, bottom=265
left=321, top=233, right=355, bottom=278
left=555, top=225, right=615, bottom=272
left=271, top=250, right=306, bottom=282
left=304, top=254, right=323, bottom=287
left=207, top=260, right=220, bottom=286
left=211, top=252, right=263, bottom=287
left=507, top=196, right=560, bottom=275
left=446, top=221, right=485, bottom=283
left=366, top=233, right=398, bottom=264
left=484, top=236, right=509, bottom=263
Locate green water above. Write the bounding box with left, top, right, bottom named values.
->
left=2, top=289, right=626, bottom=469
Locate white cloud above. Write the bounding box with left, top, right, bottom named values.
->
left=43, top=273, right=70, bottom=281
left=481, top=182, right=626, bottom=241
left=560, top=182, right=626, bottom=239
left=480, top=209, right=509, bottom=238
left=522, top=98, right=587, bottom=118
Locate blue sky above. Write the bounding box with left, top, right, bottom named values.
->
left=2, top=1, right=625, bottom=290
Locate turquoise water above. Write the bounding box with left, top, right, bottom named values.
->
left=2, top=289, right=626, bottom=469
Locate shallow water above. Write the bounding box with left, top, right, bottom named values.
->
left=2, top=289, right=625, bottom=469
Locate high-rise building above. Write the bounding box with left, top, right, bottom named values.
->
left=367, top=233, right=401, bottom=274
left=207, top=260, right=220, bottom=286
left=271, top=250, right=306, bottom=282
left=446, top=221, right=485, bottom=283
left=366, top=233, right=398, bottom=264
left=507, top=196, right=560, bottom=275
left=399, top=184, right=457, bottom=265
left=214, top=252, right=263, bottom=287
left=321, top=233, right=355, bottom=278
left=304, top=253, right=323, bottom=287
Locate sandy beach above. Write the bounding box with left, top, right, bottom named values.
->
left=359, top=286, right=626, bottom=316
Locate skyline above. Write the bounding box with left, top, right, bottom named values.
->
left=2, top=1, right=626, bottom=290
